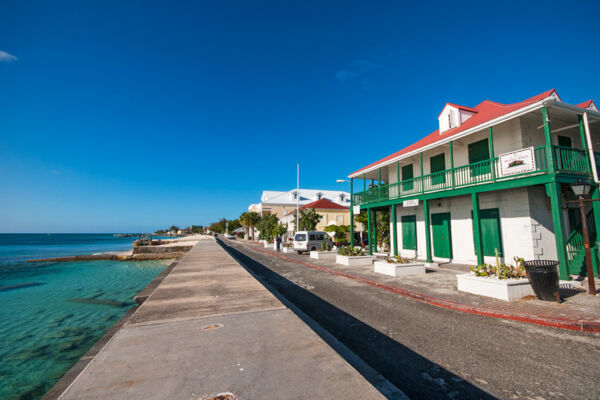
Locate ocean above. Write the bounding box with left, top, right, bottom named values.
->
left=0, top=234, right=168, bottom=400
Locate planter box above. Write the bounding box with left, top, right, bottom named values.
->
left=457, top=273, right=534, bottom=301
left=264, top=242, right=273, bottom=248
left=336, top=255, right=374, bottom=266
left=310, top=250, right=337, bottom=260
left=282, top=247, right=293, bottom=253
left=373, top=261, right=426, bottom=277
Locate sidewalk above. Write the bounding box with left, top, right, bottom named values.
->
left=246, top=242, right=600, bottom=333
left=54, top=239, right=398, bottom=400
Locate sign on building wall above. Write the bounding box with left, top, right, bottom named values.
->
left=499, top=147, right=536, bottom=177
left=353, top=205, right=360, bottom=214
left=403, top=199, right=419, bottom=207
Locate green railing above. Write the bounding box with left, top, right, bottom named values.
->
left=553, top=146, right=590, bottom=174
left=352, top=145, right=592, bottom=206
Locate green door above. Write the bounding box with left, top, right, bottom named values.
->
left=401, top=215, right=417, bottom=250
left=431, top=212, right=452, bottom=258
left=468, top=138, right=490, bottom=177
left=479, top=208, right=503, bottom=257
left=558, top=135, right=572, bottom=147
left=430, top=153, right=446, bottom=185
left=402, top=164, right=414, bottom=191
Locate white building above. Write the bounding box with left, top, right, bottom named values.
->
left=348, top=89, right=600, bottom=281
left=249, top=188, right=350, bottom=218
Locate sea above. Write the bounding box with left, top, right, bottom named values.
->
left=0, top=233, right=168, bottom=400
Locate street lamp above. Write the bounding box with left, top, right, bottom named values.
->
left=567, top=179, right=596, bottom=295
left=337, top=178, right=354, bottom=246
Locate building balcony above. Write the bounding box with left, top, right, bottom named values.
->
left=352, top=145, right=596, bottom=206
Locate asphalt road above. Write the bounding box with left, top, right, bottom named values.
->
left=218, top=239, right=600, bottom=400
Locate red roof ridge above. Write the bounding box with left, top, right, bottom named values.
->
left=577, top=99, right=596, bottom=109
left=296, top=198, right=348, bottom=211
left=349, top=88, right=559, bottom=177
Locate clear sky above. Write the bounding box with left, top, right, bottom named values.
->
left=1, top=0, right=599, bottom=233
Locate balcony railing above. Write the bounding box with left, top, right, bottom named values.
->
left=353, top=145, right=593, bottom=206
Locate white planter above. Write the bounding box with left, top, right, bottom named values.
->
left=282, top=247, right=293, bottom=253
left=310, top=251, right=338, bottom=260
left=336, top=255, right=374, bottom=266
left=457, top=273, right=534, bottom=301
left=264, top=242, right=273, bottom=248
left=373, top=261, right=426, bottom=277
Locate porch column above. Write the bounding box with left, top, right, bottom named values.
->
left=545, top=182, right=570, bottom=279
left=396, top=161, right=400, bottom=197
left=472, top=193, right=484, bottom=265
left=592, top=186, right=600, bottom=277
left=367, top=207, right=372, bottom=255
left=420, top=153, right=424, bottom=194
left=350, top=178, right=354, bottom=247
left=578, top=115, right=593, bottom=174
left=424, top=199, right=432, bottom=263
left=542, top=107, right=556, bottom=173
left=449, top=141, right=455, bottom=188
left=373, top=209, right=378, bottom=252
left=488, top=127, right=496, bottom=181
left=392, top=203, right=398, bottom=256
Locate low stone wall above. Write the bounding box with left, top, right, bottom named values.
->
left=132, top=245, right=193, bottom=254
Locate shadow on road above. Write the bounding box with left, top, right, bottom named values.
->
left=218, top=239, right=496, bottom=400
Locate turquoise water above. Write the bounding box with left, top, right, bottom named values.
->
left=0, top=234, right=168, bottom=400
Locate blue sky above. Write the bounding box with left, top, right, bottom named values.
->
left=1, top=0, right=599, bottom=232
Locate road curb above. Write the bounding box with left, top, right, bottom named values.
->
left=248, top=244, right=600, bottom=334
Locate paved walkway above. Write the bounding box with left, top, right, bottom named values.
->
left=248, top=242, right=600, bottom=332
left=56, top=239, right=396, bottom=400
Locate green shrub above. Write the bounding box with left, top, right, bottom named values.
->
left=337, top=245, right=364, bottom=256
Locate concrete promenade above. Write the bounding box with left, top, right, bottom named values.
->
left=56, top=238, right=392, bottom=399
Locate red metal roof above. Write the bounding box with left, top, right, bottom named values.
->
left=437, top=102, right=479, bottom=118
left=577, top=100, right=596, bottom=109
left=294, top=198, right=348, bottom=211
left=350, top=89, right=559, bottom=176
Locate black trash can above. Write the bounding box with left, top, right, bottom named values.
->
left=523, top=260, right=560, bottom=302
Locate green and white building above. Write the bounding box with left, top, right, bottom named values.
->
left=347, top=89, right=600, bottom=280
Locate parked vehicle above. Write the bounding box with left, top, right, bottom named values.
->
left=293, top=231, right=333, bottom=254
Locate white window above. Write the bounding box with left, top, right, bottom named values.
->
left=337, top=215, right=343, bottom=223
left=448, top=109, right=455, bottom=129
left=292, top=191, right=297, bottom=200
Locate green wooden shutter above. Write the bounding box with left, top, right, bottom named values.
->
left=468, top=139, right=490, bottom=177
left=401, top=215, right=417, bottom=250
left=430, top=153, right=446, bottom=185
left=402, top=164, right=413, bottom=191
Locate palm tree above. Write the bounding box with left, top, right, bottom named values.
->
left=240, top=212, right=250, bottom=239
left=247, top=212, right=260, bottom=241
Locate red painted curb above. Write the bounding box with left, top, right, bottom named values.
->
left=246, top=244, right=600, bottom=333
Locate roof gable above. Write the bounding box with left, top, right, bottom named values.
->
left=350, top=89, right=559, bottom=177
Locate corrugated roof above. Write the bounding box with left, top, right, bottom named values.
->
left=350, top=89, right=559, bottom=176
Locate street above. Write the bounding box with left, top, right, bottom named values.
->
left=219, top=239, right=600, bottom=400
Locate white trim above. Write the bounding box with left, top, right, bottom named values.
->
left=349, top=95, right=600, bottom=179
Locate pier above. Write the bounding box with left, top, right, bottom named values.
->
left=47, top=237, right=396, bottom=399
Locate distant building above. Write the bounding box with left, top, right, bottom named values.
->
left=249, top=189, right=350, bottom=218
left=279, top=198, right=363, bottom=240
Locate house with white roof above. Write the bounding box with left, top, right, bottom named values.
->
left=348, top=89, right=600, bottom=281
left=249, top=189, right=350, bottom=218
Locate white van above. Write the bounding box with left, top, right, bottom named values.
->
left=293, top=231, right=333, bottom=254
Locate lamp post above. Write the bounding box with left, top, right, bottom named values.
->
left=336, top=179, right=353, bottom=246
left=568, top=180, right=597, bottom=295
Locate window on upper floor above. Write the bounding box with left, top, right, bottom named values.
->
left=448, top=109, right=455, bottom=129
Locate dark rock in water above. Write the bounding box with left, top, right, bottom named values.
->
left=0, top=282, right=43, bottom=292
left=67, top=298, right=130, bottom=308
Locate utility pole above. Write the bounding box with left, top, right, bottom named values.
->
left=296, top=163, right=300, bottom=232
